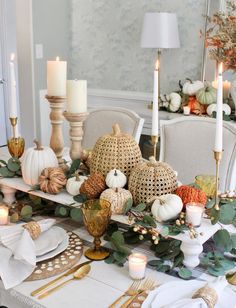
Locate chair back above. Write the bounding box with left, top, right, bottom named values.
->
left=160, top=116, right=236, bottom=191
left=82, top=107, right=144, bottom=149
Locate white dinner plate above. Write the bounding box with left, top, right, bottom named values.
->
left=35, top=226, right=67, bottom=257
left=36, top=230, right=69, bottom=263
left=142, top=280, right=236, bottom=308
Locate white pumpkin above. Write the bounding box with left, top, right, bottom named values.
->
left=66, top=174, right=87, bottom=196
left=105, top=169, right=127, bottom=188
left=183, top=79, right=204, bottom=96
left=100, top=187, right=132, bottom=214
left=207, top=103, right=231, bottom=116
left=21, top=140, right=58, bottom=186
left=151, top=194, right=183, bottom=222
left=168, top=92, right=182, bottom=112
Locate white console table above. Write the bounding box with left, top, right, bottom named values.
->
left=1, top=177, right=235, bottom=269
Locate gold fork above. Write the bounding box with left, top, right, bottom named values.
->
left=109, top=280, right=141, bottom=308
left=120, top=277, right=156, bottom=308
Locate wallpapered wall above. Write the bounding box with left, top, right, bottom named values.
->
left=70, top=0, right=206, bottom=94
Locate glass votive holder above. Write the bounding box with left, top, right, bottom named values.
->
left=183, top=106, right=190, bottom=115
left=0, top=204, right=9, bottom=225
left=128, top=253, right=147, bottom=280
left=186, top=203, right=204, bottom=227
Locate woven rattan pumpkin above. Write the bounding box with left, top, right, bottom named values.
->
left=90, top=124, right=142, bottom=178
left=175, top=185, right=207, bottom=207
left=39, top=167, right=67, bottom=194
left=80, top=173, right=106, bottom=199
left=100, top=188, right=132, bottom=214
left=128, top=157, right=178, bottom=205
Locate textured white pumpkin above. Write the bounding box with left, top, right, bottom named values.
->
left=183, top=79, right=204, bottom=96
left=21, top=140, right=58, bottom=186
left=168, top=92, right=182, bottom=112
left=105, top=169, right=127, bottom=188
left=66, top=175, right=87, bottom=196
left=100, top=188, right=132, bottom=214
left=151, top=194, right=183, bottom=222
left=207, top=103, right=231, bottom=116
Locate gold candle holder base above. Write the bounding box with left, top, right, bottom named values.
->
left=7, top=117, right=25, bottom=159
left=151, top=135, right=158, bottom=160
left=63, top=111, right=88, bottom=161
left=45, top=95, right=66, bottom=167
left=213, top=150, right=222, bottom=210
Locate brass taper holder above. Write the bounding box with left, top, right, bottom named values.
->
left=213, top=150, right=222, bottom=210
left=7, top=117, right=25, bottom=159
left=151, top=135, right=158, bottom=160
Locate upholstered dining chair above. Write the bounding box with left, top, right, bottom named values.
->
left=82, top=107, right=145, bottom=149
left=159, top=116, right=236, bottom=191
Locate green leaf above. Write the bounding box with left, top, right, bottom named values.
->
left=69, top=159, right=81, bottom=175
left=29, top=195, right=41, bottom=205
left=55, top=205, right=70, bottom=217
left=213, top=229, right=232, bottom=252
left=160, top=226, right=169, bottom=237
left=73, top=194, right=87, bottom=203
left=210, top=208, right=220, bottom=225
left=123, top=198, right=133, bottom=214
left=133, top=203, right=146, bottom=212
left=143, top=215, right=156, bottom=227
left=111, top=231, right=125, bottom=246
left=219, top=259, right=235, bottom=271
left=219, top=204, right=236, bottom=224
left=70, top=208, right=83, bottom=222
left=207, top=266, right=225, bottom=277
left=231, top=234, right=236, bottom=249
left=0, top=160, right=7, bottom=166
left=148, top=260, right=162, bottom=267
left=158, top=265, right=171, bottom=273
left=178, top=268, right=192, bottom=279
left=7, top=158, right=21, bottom=172
left=113, top=251, right=127, bottom=263
left=0, top=166, right=15, bottom=177
left=106, top=223, right=119, bottom=237
left=105, top=255, right=115, bottom=264
left=20, top=205, right=33, bottom=218
left=206, top=200, right=215, bottom=209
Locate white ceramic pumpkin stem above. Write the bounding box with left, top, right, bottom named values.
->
left=75, top=171, right=80, bottom=181
left=114, top=170, right=118, bottom=176
left=112, top=123, right=121, bottom=136
left=186, top=78, right=193, bottom=83
left=33, top=140, right=43, bottom=151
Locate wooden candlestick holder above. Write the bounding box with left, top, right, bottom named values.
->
left=63, top=111, right=88, bottom=161
left=213, top=150, right=222, bottom=210
left=45, top=95, right=66, bottom=167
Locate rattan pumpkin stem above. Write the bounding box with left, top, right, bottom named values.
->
left=112, top=123, right=121, bottom=136
left=149, top=156, right=157, bottom=165
left=33, top=140, right=43, bottom=151
left=75, top=171, right=80, bottom=181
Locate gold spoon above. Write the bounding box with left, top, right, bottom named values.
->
left=38, top=264, right=91, bottom=299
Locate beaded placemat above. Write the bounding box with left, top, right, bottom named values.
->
left=26, top=231, right=83, bottom=281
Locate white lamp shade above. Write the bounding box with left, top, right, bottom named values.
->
left=141, top=12, right=180, bottom=49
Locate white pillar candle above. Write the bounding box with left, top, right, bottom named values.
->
left=186, top=203, right=204, bottom=227
left=9, top=53, right=17, bottom=118
left=128, top=253, right=147, bottom=280
left=47, top=57, right=67, bottom=96
left=183, top=106, right=190, bottom=115
left=66, top=80, right=87, bottom=113
left=151, top=60, right=159, bottom=136
left=0, top=205, right=9, bottom=225
left=214, top=63, right=223, bottom=152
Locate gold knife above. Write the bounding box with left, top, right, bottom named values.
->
left=31, top=260, right=92, bottom=296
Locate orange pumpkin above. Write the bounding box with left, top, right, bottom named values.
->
left=80, top=173, right=106, bottom=199
left=188, top=96, right=207, bottom=115
left=175, top=185, right=207, bottom=207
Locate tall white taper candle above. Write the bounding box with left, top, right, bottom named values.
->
left=214, top=63, right=223, bottom=152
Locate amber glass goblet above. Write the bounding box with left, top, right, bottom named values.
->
left=81, top=199, right=111, bottom=261
left=7, top=137, right=25, bottom=159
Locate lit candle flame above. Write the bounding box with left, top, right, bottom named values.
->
left=155, top=59, right=159, bottom=71
left=56, top=56, right=60, bottom=61
left=218, top=62, right=223, bottom=75
left=10, top=53, right=15, bottom=61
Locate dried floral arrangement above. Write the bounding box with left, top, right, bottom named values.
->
left=206, top=0, right=236, bottom=71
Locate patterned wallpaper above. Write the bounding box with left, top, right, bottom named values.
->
left=69, top=0, right=206, bottom=94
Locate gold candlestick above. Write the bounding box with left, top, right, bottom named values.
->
left=45, top=95, right=66, bottom=167
left=63, top=111, right=88, bottom=161
left=213, top=150, right=222, bottom=210
left=7, top=117, right=25, bottom=159
left=151, top=135, right=158, bottom=160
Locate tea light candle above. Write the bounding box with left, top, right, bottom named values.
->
left=128, top=253, right=147, bottom=280
left=183, top=106, right=190, bottom=115
left=186, top=203, right=204, bottom=227
left=0, top=205, right=9, bottom=225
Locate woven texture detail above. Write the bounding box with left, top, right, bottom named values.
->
left=90, top=123, right=142, bottom=178
left=128, top=158, right=178, bottom=204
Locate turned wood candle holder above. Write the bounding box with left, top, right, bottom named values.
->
left=45, top=95, right=66, bottom=167
left=63, top=111, right=88, bottom=161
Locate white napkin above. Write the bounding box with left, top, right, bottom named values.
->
left=142, top=277, right=233, bottom=308
left=0, top=219, right=55, bottom=289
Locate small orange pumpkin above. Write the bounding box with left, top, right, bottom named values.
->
left=175, top=185, right=207, bottom=207
left=80, top=173, right=106, bottom=199
left=188, top=96, right=207, bottom=115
